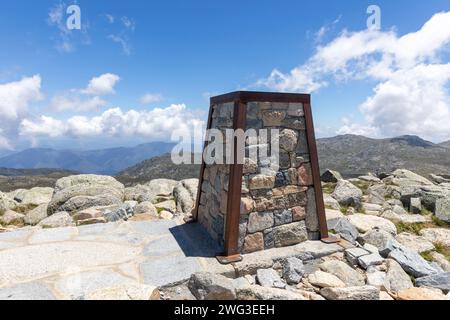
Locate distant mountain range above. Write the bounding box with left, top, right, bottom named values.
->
left=117, top=135, right=450, bottom=184
left=317, top=135, right=450, bottom=178
left=0, top=142, right=175, bottom=175
left=0, top=135, right=449, bottom=190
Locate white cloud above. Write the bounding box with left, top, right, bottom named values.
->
left=0, top=75, right=43, bottom=121
left=81, top=73, right=120, bottom=95
left=49, top=73, right=119, bottom=113
left=258, top=11, right=450, bottom=141
left=0, top=129, right=12, bottom=150
left=50, top=94, right=107, bottom=112
left=104, top=14, right=115, bottom=24
left=121, top=17, right=136, bottom=31
left=140, top=93, right=163, bottom=105
left=108, top=34, right=132, bottom=56
left=20, top=116, right=66, bottom=138
left=19, top=104, right=204, bottom=142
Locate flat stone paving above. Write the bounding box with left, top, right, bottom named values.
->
left=0, top=220, right=226, bottom=300
left=0, top=220, right=344, bottom=300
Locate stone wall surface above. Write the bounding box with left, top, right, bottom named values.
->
left=239, top=101, right=316, bottom=253
left=197, top=102, right=235, bottom=247
left=197, top=100, right=318, bottom=254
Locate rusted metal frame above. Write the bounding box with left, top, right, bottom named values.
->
left=303, top=102, right=336, bottom=243
left=189, top=100, right=215, bottom=223
left=211, top=91, right=311, bottom=105
left=219, top=99, right=246, bottom=262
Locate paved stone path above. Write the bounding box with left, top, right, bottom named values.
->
left=0, top=220, right=231, bottom=300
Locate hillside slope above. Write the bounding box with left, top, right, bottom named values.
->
left=118, top=135, right=450, bottom=183
left=317, top=135, right=450, bottom=178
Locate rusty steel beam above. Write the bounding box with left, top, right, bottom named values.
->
left=303, top=102, right=338, bottom=243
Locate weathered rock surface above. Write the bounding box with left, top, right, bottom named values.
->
left=430, top=252, right=450, bottom=272
left=173, top=179, right=198, bottom=215
left=154, top=200, right=176, bottom=213
left=282, top=257, right=304, bottom=285
left=86, top=284, right=160, bottom=300
left=415, top=272, right=450, bottom=291
left=48, top=175, right=125, bottom=214
left=104, top=203, right=135, bottom=222
left=308, top=270, right=345, bottom=288
left=395, top=232, right=435, bottom=253
left=358, top=229, right=395, bottom=251
left=419, top=228, right=450, bottom=247
left=323, top=194, right=341, bottom=210
left=319, top=260, right=365, bottom=286
left=143, top=179, right=178, bottom=197
left=236, top=285, right=306, bottom=300
left=134, top=201, right=158, bottom=216
left=410, top=197, right=422, bottom=214
left=345, top=247, right=369, bottom=266
left=435, top=198, right=450, bottom=223
left=396, top=287, right=447, bottom=300
left=366, top=268, right=389, bottom=290
left=330, top=218, right=359, bottom=243
left=332, top=180, right=363, bottom=209
left=188, top=272, right=236, bottom=300
left=273, top=221, right=308, bottom=247
left=0, top=210, right=25, bottom=227
left=348, top=214, right=397, bottom=235
left=388, top=245, right=439, bottom=278
left=10, top=187, right=53, bottom=206
left=256, top=269, right=285, bottom=289
left=24, top=203, right=49, bottom=225
left=38, top=211, right=74, bottom=228
left=0, top=192, right=17, bottom=212
left=320, top=286, right=379, bottom=300
left=358, top=253, right=384, bottom=269
left=321, top=169, right=343, bottom=183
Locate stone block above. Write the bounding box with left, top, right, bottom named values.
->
left=262, top=110, right=286, bottom=126
left=243, top=232, right=265, bottom=253
left=247, top=211, right=274, bottom=233
left=249, top=174, right=276, bottom=190
left=345, top=247, right=370, bottom=266
left=263, top=228, right=275, bottom=249
left=274, top=209, right=293, bottom=226
left=273, top=221, right=308, bottom=247
left=291, top=206, right=306, bottom=221
left=297, top=163, right=313, bottom=186
left=358, top=253, right=384, bottom=269
left=287, top=103, right=304, bottom=117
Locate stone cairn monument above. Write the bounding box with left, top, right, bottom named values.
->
left=192, top=91, right=333, bottom=263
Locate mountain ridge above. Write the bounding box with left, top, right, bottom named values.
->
left=0, top=142, right=175, bottom=175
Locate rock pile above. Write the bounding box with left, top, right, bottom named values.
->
left=185, top=168, right=450, bottom=301
left=0, top=174, right=199, bottom=231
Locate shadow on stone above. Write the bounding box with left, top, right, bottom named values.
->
left=168, top=223, right=222, bottom=258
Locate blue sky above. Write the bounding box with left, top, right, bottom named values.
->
left=1, top=0, right=450, bottom=152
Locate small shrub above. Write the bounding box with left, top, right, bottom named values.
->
left=431, top=216, right=450, bottom=228
left=420, top=208, right=433, bottom=216
left=340, top=206, right=349, bottom=215
left=434, top=242, right=450, bottom=262
left=420, top=251, right=434, bottom=262
left=322, top=183, right=337, bottom=194
left=395, top=222, right=425, bottom=235
left=350, top=181, right=370, bottom=194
